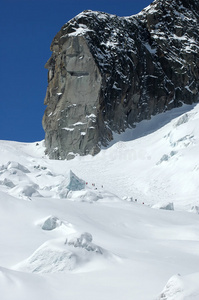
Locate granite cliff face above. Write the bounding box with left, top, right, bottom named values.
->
left=42, top=0, right=199, bottom=159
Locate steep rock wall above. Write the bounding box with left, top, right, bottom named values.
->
left=43, top=36, right=103, bottom=159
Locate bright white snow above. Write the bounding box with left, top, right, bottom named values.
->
left=0, top=103, right=199, bottom=300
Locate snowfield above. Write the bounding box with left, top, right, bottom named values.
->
left=0, top=103, right=199, bottom=300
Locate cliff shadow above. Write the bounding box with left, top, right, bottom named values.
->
left=106, top=103, right=198, bottom=148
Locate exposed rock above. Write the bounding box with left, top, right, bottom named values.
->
left=43, top=0, right=199, bottom=159
left=42, top=216, right=62, bottom=231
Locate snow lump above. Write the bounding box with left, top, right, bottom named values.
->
left=14, top=232, right=113, bottom=274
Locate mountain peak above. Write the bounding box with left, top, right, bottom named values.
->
left=43, top=0, right=199, bottom=159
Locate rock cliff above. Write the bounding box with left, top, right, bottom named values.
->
left=42, top=0, right=199, bottom=159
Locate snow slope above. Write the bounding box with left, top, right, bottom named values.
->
left=0, top=103, right=199, bottom=300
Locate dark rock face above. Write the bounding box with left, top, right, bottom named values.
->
left=43, top=0, right=199, bottom=159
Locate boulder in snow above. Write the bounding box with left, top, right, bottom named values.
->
left=42, top=216, right=62, bottom=231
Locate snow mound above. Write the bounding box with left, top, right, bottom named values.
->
left=15, top=233, right=112, bottom=273
left=157, top=273, right=199, bottom=300
left=6, top=161, right=30, bottom=173
left=0, top=265, right=52, bottom=300
left=158, top=274, right=183, bottom=300
left=0, top=178, right=15, bottom=188
left=41, top=216, right=62, bottom=230
left=152, top=202, right=174, bottom=211
left=36, top=216, right=76, bottom=235
left=190, top=206, right=199, bottom=214
left=10, top=183, right=41, bottom=199
left=67, top=188, right=121, bottom=203
left=0, top=162, right=32, bottom=188
left=0, top=160, right=45, bottom=199
left=14, top=239, right=77, bottom=273
left=98, top=190, right=122, bottom=202
left=67, top=189, right=103, bottom=202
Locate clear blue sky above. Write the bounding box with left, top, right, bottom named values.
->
left=1, top=0, right=152, bottom=142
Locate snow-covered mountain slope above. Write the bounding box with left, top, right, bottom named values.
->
left=1, top=103, right=198, bottom=209
left=0, top=104, right=199, bottom=300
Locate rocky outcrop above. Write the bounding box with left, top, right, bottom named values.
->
left=42, top=0, right=199, bottom=159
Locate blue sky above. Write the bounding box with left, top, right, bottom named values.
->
left=1, top=0, right=152, bottom=142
